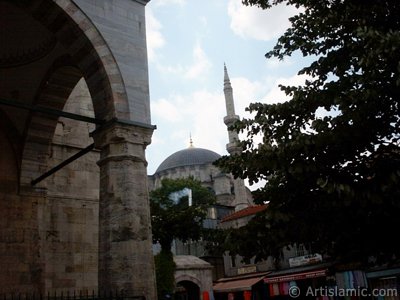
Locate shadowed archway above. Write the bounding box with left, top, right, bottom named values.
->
left=175, top=280, right=201, bottom=300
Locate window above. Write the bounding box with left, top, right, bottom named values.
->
left=231, top=255, right=236, bottom=268
left=295, top=244, right=306, bottom=257
left=207, top=207, right=217, bottom=219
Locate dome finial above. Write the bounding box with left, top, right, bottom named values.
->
left=189, top=133, right=194, bottom=148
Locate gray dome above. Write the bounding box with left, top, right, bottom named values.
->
left=156, top=147, right=221, bottom=173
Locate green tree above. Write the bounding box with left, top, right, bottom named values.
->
left=154, top=250, right=176, bottom=300
left=150, top=177, right=216, bottom=297
left=151, top=177, right=216, bottom=250
left=217, top=0, right=400, bottom=265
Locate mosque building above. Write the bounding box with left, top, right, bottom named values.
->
left=148, top=64, right=253, bottom=218
left=147, top=65, right=254, bottom=251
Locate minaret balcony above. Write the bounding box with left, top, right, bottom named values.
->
left=224, top=115, right=240, bottom=126
left=226, top=142, right=242, bottom=155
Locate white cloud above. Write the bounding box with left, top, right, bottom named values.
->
left=227, top=0, right=299, bottom=41
left=230, top=77, right=268, bottom=117
left=155, top=42, right=212, bottom=80
left=146, top=8, right=165, bottom=62
left=263, top=73, right=311, bottom=104
left=189, top=90, right=227, bottom=154
left=265, top=56, right=294, bottom=69
left=149, top=89, right=227, bottom=154
left=151, top=0, right=186, bottom=7
left=199, top=16, right=208, bottom=27
left=156, top=64, right=185, bottom=75
left=184, top=43, right=212, bottom=79
left=151, top=97, right=183, bottom=123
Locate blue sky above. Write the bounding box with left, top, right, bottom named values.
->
left=145, top=0, right=311, bottom=188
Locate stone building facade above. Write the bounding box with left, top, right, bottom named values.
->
left=174, top=256, right=214, bottom=300
left=0, top=0, right=156, bottom=297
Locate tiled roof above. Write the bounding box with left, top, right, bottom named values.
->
left=221, top=204, right=267, bottom=223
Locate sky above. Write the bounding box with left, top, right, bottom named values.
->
left=145, top=0, right=312, bottom=189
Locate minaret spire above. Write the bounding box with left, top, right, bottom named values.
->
left=223, top=64, right=241, bottom=155
left=224, top=63, right=236, bottom=117
left=223, top=64, right=250, bottom=211
left=224, top=63, right=230, bottom=85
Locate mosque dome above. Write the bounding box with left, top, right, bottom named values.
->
left=155, top=147, right=221, bottom=174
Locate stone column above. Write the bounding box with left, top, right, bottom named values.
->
left=92, top=122, right=157, bottom=299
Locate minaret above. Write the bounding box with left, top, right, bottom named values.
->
left=223, top=64, right=250, bottom=211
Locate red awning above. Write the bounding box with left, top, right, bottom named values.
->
left=214, top=276, right=265, bottom=293
left=264, top=269, right=327, bottom=284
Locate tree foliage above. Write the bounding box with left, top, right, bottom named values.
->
left=150, top=177, right=216, bottom=251
left=217, top=0, right=400, bottom=265
left=154, top=249, right=176, bottom=299
left=150, top=178, right=216, bottom=297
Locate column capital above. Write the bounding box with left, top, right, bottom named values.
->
left=91, top=120, right=154, bottom=150
left=91, top=121, right=154, bottom=168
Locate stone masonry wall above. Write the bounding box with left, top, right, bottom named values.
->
left=0, top=116, right=44, bottom=293
left=40, top=79, right=99, bottom=292
left=0, top=191, right=44, bottom=294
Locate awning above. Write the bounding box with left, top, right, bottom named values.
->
left=213, top=275, right=266, bottom=293
left=264, top=269, right=327, bottom=283
left=366, top=268, right=400, bottom=279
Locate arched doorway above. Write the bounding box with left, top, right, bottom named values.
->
left=174, top=256, right=214, bottom=300
left=175, top=280, right=201, bottom=300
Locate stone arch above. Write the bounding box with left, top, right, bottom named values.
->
left=175, top=279, right=201, bottom=300
left=12, top=0, right=129, bottom=186
left=173, top=256, right=214, bottom=299
left=24, top=0, right=129, bottom=121
left=175, top=274, right=203, bottom=289
left=20, top=63, right=84, bottom=186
